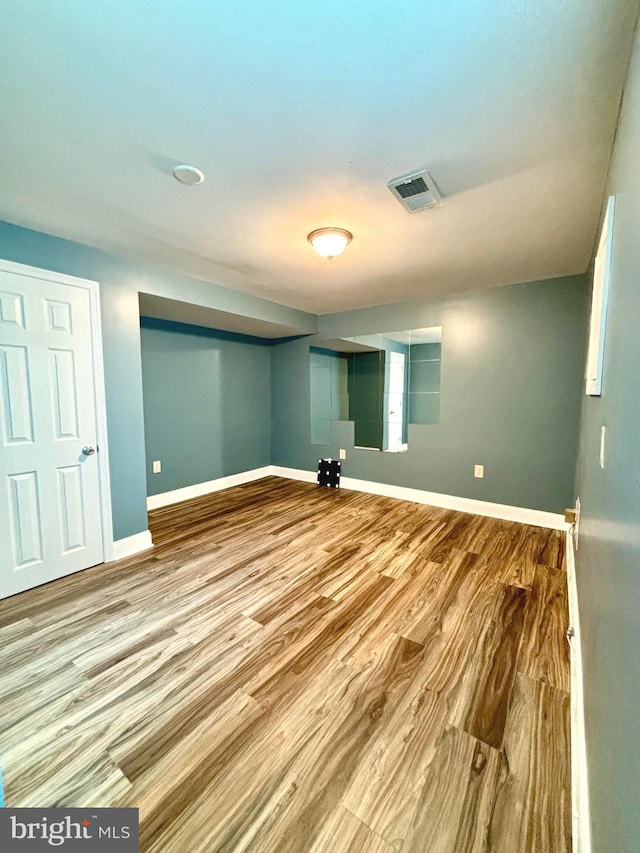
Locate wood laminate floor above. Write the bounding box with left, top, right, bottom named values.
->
left=0, top=477, right=571, bottom=852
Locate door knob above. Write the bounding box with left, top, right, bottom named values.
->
left=82, top=446, right=96, bottom=456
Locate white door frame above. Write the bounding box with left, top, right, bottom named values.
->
left=0, top=258, right=114, bottom=562
left=385, top=350, right=406, bottom=452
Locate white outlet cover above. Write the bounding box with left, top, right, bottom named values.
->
left=339, top=449, right=346, bottom=460
left=474, top=464, right=484, bottom=478
left=599, top=426, right=607, bottom=469
left=153, top=460, right=161, bottom=473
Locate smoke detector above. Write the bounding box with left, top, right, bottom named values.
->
left=387, top=169, right=441, bottom=213
left=172, top=164, right=205, bottom=185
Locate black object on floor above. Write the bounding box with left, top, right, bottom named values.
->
left=317, top=458, right=341, bottom=488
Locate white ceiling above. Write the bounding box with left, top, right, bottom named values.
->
left=0, top=1, right=638, bottom=315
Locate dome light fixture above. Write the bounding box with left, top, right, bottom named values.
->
left=172, top=164, right=205, bottom=185
left=307, top=227, right=353, bottom=259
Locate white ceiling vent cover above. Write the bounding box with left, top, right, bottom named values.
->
left=387, top=169, right=442, bottom=213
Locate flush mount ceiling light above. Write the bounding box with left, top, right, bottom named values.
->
left=307, top=227, right=353, bottom=259
left=172, top=164, right=205, bottom=185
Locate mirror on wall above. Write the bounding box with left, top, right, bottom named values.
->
left=310, top=326, right=442, bottom=452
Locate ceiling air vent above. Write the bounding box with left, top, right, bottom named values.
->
left=387, top=169, right=442, bottom=213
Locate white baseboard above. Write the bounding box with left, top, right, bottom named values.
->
left=566, top=531, right=591, bottom=853
left=146, top=464, right=568, bottom=529
left=269, top=466, right=317, bottom=484
left=111, top=530, right=153, bottom=561
left=270, top=466, right=568, bottom=530
left=147, top=466, right=272, bottom=510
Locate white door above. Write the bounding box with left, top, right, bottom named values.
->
left=0, top=266, right=105, bottom=599
left=386, top=352, right=406, bottom=451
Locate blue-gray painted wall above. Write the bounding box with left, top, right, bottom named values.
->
left=0, top=221, right=314, bottom=539
left=272, top=275, right=589, bottom=513
left=574, top=25, right=640, bottom=853
left=140, top=318, right=271, bottom=495
left=0, top=221, right=588, bottom=531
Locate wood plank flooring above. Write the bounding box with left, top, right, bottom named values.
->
left=0, top=477, right=571, bottom=851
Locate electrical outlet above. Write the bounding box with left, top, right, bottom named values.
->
left=474, top=464, right=484, bottom=478
left=152, top=460, right=161, bottom=474
left=339, top=448, right=346, bottom=460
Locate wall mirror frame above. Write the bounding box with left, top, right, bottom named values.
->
left=310, top=326, right=442, bottom=452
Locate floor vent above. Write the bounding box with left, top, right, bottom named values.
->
left=387, top=169, right=442, bottom=213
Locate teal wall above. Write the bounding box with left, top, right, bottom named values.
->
left=140, top=318, right=271, bottom=496
left=0, top=220, right=589, bottom=534
left=272, top=274, right=589, bottom=513
left=309, top=348, right=348, bottom=446
left=574, top=25, right=640, bottom=852
left=349, top=351, right=385, bottom=450
left=0, top=221, right=314, bottom=539
left=409, top=342, right=441, bottom=425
